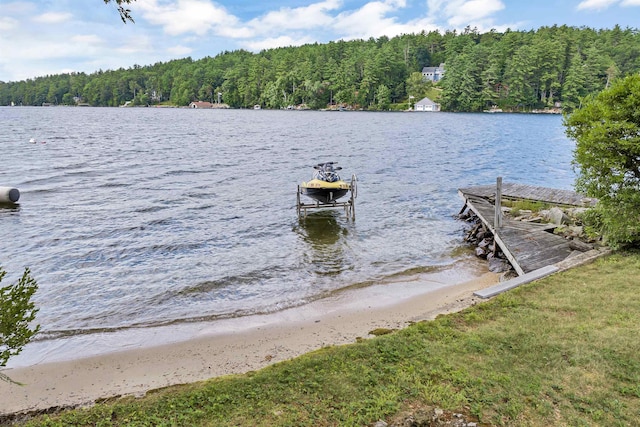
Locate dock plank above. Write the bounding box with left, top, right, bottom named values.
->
left=473, top=265, right=559, bottom=298
left=458, top=183, right=596, bottom=207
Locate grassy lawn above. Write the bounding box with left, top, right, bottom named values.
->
left=20, top=251, right=640, bottom=426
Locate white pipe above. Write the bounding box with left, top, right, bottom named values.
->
left=0, top=187, right=20, bottom=203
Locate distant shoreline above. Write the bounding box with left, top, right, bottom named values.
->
left=3, top=104, right=563, bottom=114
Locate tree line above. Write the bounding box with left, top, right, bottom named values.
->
left=1, top=25, right=638, bottom=112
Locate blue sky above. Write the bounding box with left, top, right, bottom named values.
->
left=1, top=0, right=639, bottom=82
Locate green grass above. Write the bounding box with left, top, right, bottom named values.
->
left=425, top=87, right=442, bottom=102
left=19, top=251, right=640, bottom=426
left=503, top=199, right=551, bottom=217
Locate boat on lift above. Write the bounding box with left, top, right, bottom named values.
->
left=300, top=162, right=350, bottom=204
left=297, top=162, right=357, bottom=219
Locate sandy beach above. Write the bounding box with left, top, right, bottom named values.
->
left=1, top=269, right=499, bottom=417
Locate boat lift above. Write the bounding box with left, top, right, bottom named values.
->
left=297, top=174, right=358, bottom=219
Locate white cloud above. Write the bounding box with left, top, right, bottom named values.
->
left=426, top=0, right=505, bottom=27
left=449, top=0, right=505, bottom=25
left=33, top=12, right=73, bottom=24
left=116, top=36, right=154, bottom=54
left=70, top=35, right=103, bottom=46
left=212, top=24, right=254, bottom=39
left=131, top=0, right=429, bottom=42
left=576, top=0, right=618, bottom=10
left=1, top=33, right=105, bottom=64
left=167, top=45, right=194, bottom=56
left=370, top=17, right=441, bottom=38
left=3, top=41, right=71, bottom=61
left=4, top=2, right=36, bottom=14
left=134, top=0, right=241, bottom=36
left=228, top=0, right=436, bottom=48
left=241, top=35, right=317, bottom=52
left=0, top=17, right=19, bottom=31
left=332, top=0, right=407, bottom=39
left=575, top=0, right=640, bottom=10
left=247, top=0, right=342, bottom=32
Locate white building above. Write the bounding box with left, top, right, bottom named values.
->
left=414, top=97, right=441, bottom=112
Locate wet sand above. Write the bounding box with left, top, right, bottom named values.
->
left=1, top=270, right=499, bottom=416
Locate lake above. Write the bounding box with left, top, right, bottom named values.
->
left=0, top=107, right=575, bottom=366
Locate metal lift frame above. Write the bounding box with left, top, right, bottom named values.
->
left=297, top=174, right=357, bottom=219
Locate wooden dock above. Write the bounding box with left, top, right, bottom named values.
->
left=458, top=182, right=596, bottom=207
left=458, top=182, right=591, bottom=276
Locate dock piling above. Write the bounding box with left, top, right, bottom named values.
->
left=494, top=177, right=502, bottom=230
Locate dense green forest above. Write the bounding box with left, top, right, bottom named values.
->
left=1, top=25, right=639, bottom=112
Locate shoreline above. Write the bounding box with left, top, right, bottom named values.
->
left=1, top=268, right=500, bottom=416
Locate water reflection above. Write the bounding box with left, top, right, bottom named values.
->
left=0, top=203, right=20, bottom=212
left=294, top=211, right=352, bottom=276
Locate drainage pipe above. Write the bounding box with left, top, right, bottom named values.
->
left=0, top=187, right=20, bottom=203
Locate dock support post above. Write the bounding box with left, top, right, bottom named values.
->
left=495, top=177, right=502, bottom=230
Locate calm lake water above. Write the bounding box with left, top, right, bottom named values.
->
left=0, top=107, right=575, bottom=366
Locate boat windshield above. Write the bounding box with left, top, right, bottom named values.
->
left=313, top=163, right=341, bottom=182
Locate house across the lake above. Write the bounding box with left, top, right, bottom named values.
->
left=414, top=97, right=441, bottom=112
left=421, top=63, right=445, bottom=82
left=188, top=101, right=230, bottom=109
left=189, top=101, right=214, bottom=109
